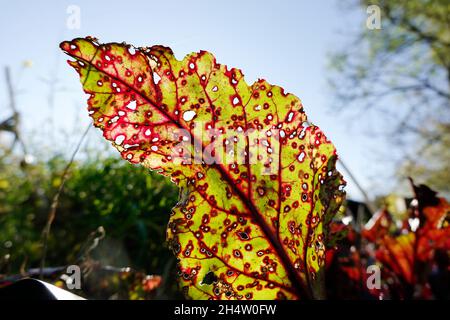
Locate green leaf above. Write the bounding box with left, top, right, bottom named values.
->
left=60, top=37, right=345, bottom=299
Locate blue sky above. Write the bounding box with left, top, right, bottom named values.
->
left=0, top=0, right=395, bottom=201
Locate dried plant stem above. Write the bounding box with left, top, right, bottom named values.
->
left=39, top=124, right=91, bottom=279
left=4, top=66, right=28, bottom=156
left=338, top=157, right=376, bottom=215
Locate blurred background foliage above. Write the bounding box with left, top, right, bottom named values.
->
left=328, top=0, right=449, bottom=195
left=0, top=148, right=181, bottom=299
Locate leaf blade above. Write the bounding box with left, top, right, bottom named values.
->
left=61, top=37, right=345, bottom=299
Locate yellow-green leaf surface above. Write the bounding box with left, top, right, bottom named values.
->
left=61, top=37, right=345, bottom=299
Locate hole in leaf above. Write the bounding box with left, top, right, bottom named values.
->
left=238, top=232, right=249, bottom=240
left=287, top=111, right=294, bottom=122
left=114, top=134, right=125, bottom=145
left=183, top=110, right=196, bottom=121
left=201, top=271, right=218, bottom=285
left=153, top=72, right=161, bottom=84
left=126, top=100, right=137, bottom=110
left=297, top=151, right=305, bottom=162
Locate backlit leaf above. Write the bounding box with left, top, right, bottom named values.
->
left=60, top=37, right=345, bottom=299
left=376, top=181, right=450, bottom=287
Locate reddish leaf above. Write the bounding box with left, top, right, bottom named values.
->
left=142, top=275, right=163, bottom=292
left=362, top=209, right=392, bottom=242
left=376, top=181, right=450, bottom=291
left=60, top=37, right=345, bottom=299
left=410, top=180, right=450, bottom=263
left=376, top=233, right=414, bottom=285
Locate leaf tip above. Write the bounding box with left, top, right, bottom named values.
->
left=59, top=40, right=71, bottom=52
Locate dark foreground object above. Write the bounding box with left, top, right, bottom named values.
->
left=0, top=278, right=84, bottom=300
